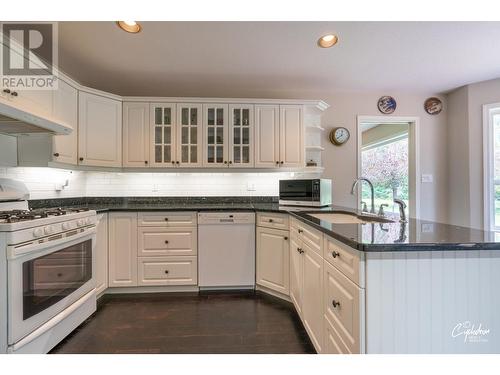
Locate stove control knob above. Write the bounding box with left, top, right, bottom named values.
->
left=44, top=226, right=54, bottom=235
left=33, top=228, right=44, bottom=238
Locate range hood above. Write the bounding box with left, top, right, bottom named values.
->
left=0, top=100, right=73, bottom=135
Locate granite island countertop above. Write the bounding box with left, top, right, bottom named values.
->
left=29, top=197, right=500, bottom=252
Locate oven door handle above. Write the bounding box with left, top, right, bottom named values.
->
left=7, top=226, right=96, bottom=260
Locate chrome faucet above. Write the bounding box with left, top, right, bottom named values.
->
left=351, top=177, right=375, bottom=214
left=393, top=199, right=407, bottom=222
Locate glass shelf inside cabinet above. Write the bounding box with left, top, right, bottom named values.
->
left=180, top=106, right=199, bottom=164
left=232, top=107, right=251, bottom=165
left=206, top=107, right=225, bottom=164
left=154, top=106, right=173, bottom=164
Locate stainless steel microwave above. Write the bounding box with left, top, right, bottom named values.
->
left=279, top=179, right=332, bottom=207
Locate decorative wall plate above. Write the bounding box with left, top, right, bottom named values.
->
left=424, top=97, right=443, bottom=115
left=377, top=96, right=397, bottom=114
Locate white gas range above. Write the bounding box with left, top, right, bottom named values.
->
left=0, top=178, right=97, bottom=354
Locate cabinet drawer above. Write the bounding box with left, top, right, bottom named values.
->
left=138, top=212, right=197, bottom=227
left=137, top=256, right=198, bottom=286
left=138, top=227, right=197, bottom=256
left=324, top=235, right=363, bottom=287
left=323, top=315, right=351, bottom=354
left=324, top=261, right=363, bottom=354
left=257, top=212, right=289, bottom=230
left=290, top=218, right=322, bottom=256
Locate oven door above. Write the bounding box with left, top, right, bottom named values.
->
left=7, top=227, right=96, bottom=345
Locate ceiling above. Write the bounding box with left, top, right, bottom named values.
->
left=58, top=21, right=500, bottom=97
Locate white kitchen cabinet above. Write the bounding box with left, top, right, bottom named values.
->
left=256, top=226, right=290, bottom=295
left=150, top=103, right=176, bottom=167
left=108, top=212, right=138, bottom=287
left=323, top=260, right=363, bottom=354
left=78, top=91, right=122, bottom=167
left=289, top=235, right=304, bottom=317
left=229, top=104, right=254, bottom=167
left=302, top=243, right=324, bottom=353
left=254, top=105, right=280, bottom=168
left=137, top=211, right=197, bottom=227
left=203, top=104, right=228, bottom=167
left=177, top=104, right=203, bottom=167
left=137, top=256, right=198, bottom=286
left=95, top=213, right=109, bottom=296
left=279, top=105, right=304, bottom=168
left=138, top=227, right=197, bottom=257
left=123, top=102, right=150, bottom=167
left=52, top=79, right=78, bottom=165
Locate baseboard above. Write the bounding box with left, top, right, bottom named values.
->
left=104, top=285, right=200, bottom=294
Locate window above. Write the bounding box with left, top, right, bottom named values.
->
left=483, top=104, right=500, bottom=231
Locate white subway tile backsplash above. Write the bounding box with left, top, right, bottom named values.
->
left=0, top=167, right=297, bottom=199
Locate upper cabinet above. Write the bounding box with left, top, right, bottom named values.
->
left=203, top=104, right=228, bottom=167
left=229, top=104, right=254, bottom=168
left=52, top=79, right=78, bottom=165
left=150, top=103, right=176, bottom=167
left=177, top=104, right=203, bottom=167
left=123, top=102, right=150, bottom=167
left=78, top=91, right=122, bottom=167
left=255, top=104, right=304, bottom=168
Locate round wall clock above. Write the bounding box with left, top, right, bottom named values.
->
left=329, top=127, right=350, bottom=146
left=377, top=96, right=397, bottom=114
left=424, top=97, right=443, bottom=115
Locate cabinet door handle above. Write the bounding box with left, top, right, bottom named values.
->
left=164, top=240, right=169, bottom=244
left=164, top=270, right=169, bottom=274
left=53, top=153, right=60, bottom=157
left=298, top=229, right=303, bottom=234
left=297, top=247, right=303, bottom=254
left=332, top=300, right=341, bottom=308
left=331, top=251, right=340, bottom=258
left=79, top=157, right=84, bottom=162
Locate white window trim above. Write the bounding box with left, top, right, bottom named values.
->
left=482, top=103, right=500, bottom=231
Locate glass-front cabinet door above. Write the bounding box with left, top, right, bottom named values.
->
left=150, top=103, right=177, bottom=167
left=229, top=104, right=254, bottom=167
left=203, top=104, right=228, bottom=167
left=177, top=104, right=202, bottom=167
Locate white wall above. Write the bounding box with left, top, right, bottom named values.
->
left=317, top=91, right=448, bottom=222
left=446, top=77, right=500, bottom=229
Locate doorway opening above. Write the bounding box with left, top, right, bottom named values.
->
left=357, top=116, right=420, bottom=219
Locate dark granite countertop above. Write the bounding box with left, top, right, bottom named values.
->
left=29, top=197, right=500, bottom=252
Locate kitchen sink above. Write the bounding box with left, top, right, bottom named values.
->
left=307, top=212, right=394, bottom=224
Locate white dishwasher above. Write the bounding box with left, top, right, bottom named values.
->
left=198, top=212, right=255, bottom=290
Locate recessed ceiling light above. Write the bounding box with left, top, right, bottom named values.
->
left=116, top=21, right=142, bottom=33
left=318, top=34, right=338, bottom=48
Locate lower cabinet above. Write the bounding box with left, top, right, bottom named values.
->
left=95, top=213, right=109, bottom=295
left=289, top=235, right=304, bottom=317
left=138, top=256, right=198, bottom=286
left=108, top=212, right=138, bottom=287
left=323, top=260, right=363, bottom=354
left=256, top=226, right=290, bottom=295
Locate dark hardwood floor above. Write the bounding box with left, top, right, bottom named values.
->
left=50, top=291, right=316, bottom=354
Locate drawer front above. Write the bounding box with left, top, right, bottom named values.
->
left=138, top=227, right=197, bottom=256
left=138, top=256, right=198, bottom=286
left=323, top=315, right=351, bottom=354
left=291, top=218, right=322, bottom=256
left=324, top=261, right=362, bottom=354
left=138, top=212, right=197, bottom=227
left=257, top=212, right=289, bottom=230
left=324, top=235, right=362, bottom=286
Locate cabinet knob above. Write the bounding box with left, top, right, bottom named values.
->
left=332, top=300, right=341, bottom=308
left=171, top=161, right=175, bottom=165
left=144, top=160, right=148, bottom=165
left=297, top=247, right=303, bottom=254
left=280, top=161, right=284, bottom=165
left=164, top=270, right=169, bottom=274
left=224, top=161, right=228, bottom=164
left=11, top=91, right=18, bottom=97
left=228, top=161, right=232, bottom=164
left=3, top=89, right=11, bottom=94
left=298, top=229, right=303, bottom=234
left=79, top=157, right=84, bottom=162
left=268, top=219, right=273, bottom=223
left=164, top=240, right=169, bottom=244
left=284, top=236, right=288, bottom=240
left=57, top=272, right=63, bottom=278
left=275, top=161, right=279, bottom=165
left=176, top=161, right=180, bottom=164
left=53, top=153, right=60, bottom=157
left=331, top=251, right=340, bottom=258
left=164, top=218, right=169, bottom=221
